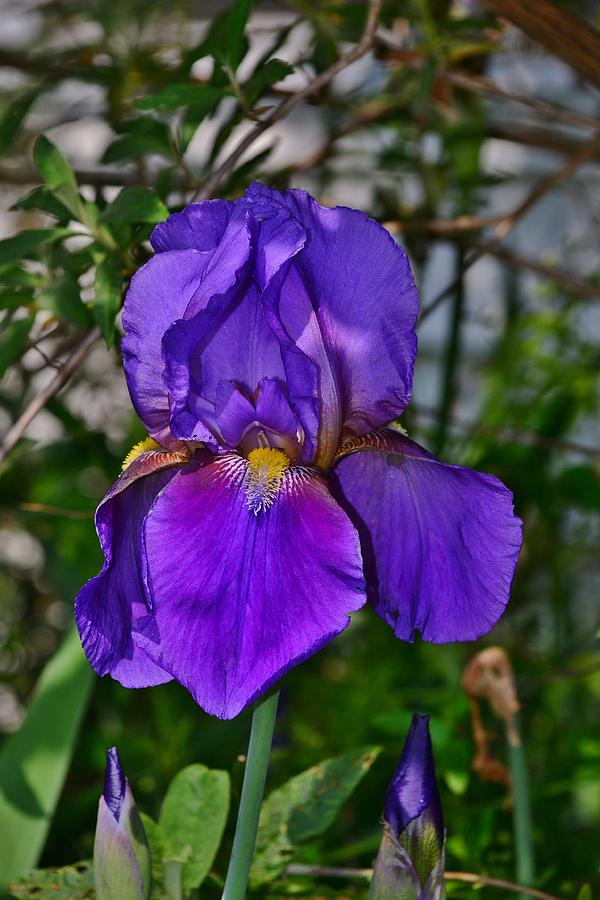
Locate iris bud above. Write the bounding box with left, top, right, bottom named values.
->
left=94, top=747, right=151, bottom=900
left=370, top=715, right=446, bottom=900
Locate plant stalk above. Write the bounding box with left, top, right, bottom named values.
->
left=507, top=713, right=535, bottom=897
left=221, top=690, right=279, bottom=900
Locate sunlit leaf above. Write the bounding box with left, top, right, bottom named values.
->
left=0, top=628, right=94, bottom=890
left=159, top=764, right=230, bottom=895
left=251, top=746, right=380, bottom=886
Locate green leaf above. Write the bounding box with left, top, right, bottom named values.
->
left=0, top=628, right=94, bottom=891
left=244, top=58, right=293, bottom=105
left=159, top=764, right=230, bottom=895
left=251, top=746, right=380, bottom=886
left=135, top=83, right=222, bottom=112
left=139, top=814, right=168, bottom=890
left=9, top=861, right=94, bottom=899
left=0, top=315, right=34, bottom=380
left=0, top=89, right=40, bottom=155
left=12, top=186, right=72, bottom=222
left=33, top=136, right=77, bottom=191
left=226, top=0, right=253, bottom=69
left=102, top=187, right=168, bottom=225
left=92, top=255, right=123, bottom=347
left=33, top=137, right=84, bottom=223
left=102, top=118, right=173, bottom=164
left=36, top=277, right=92, bottom=330
left=0, top=228, right=70, bottom=267
left=577, top=884, right=593, bottom=900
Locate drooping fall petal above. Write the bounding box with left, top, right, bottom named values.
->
left=332, top=431, right=522, bottom=643
left=137, top=453, right=366, bottom=718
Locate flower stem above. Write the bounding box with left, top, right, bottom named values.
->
left=222, top=690, right=279, bottom=900
left=507, top=713, right=535, bottom=898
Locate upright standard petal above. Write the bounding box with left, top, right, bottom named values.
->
left=260, top=188, right=419, bottom=466
left=75, top=451, right=187, bottom=688
left=151, top=198, right=235, bottom=253
left=121, top=249, right=214, bottom=444
left=162, top=282, right=286, bottom=443
left=332, top=431, right=522, bottom=643
left=138, top=454, right=366, bottom=718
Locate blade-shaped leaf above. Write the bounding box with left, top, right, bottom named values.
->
left=92, top=255, right=123, bottom=347
left=251, top=746, right=380, bottom=886
left=0, top=627, right=94, bottom=891
left=158, top=764, right=230, bottom=896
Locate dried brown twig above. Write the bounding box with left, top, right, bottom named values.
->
left=0, top=327, right=101, bottom=468
left=194, top=0, right=383, bottom=200
left=285, top=864, right=563, bottom=900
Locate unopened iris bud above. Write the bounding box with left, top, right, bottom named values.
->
left=94, top=747, right=151, bottom=900
left=370, top=715, right=446, bottom=900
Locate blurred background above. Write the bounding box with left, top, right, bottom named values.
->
left=0, top=0, right=599, bottom=896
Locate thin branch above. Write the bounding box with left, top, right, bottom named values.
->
left=0, top=327, right=101, bottom=468
left=285, top=864, right=563, bottom=900
left=195, top=0, right=383, bottom=200
left=468, top=239, right=600, bottom=301
left=419, top=132, right=600, bottom=322
left=19, top=502, right=92, bottom=519
left=445, top=871, right=563, bottom=900
left=446, top=71, right=600, bottom=133
left=481, top=0, right=600, bottom=90
left=411, top=403, right=600, bottom=459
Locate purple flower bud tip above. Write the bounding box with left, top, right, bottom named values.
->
left=384, top=713, right=443, bottom=840
left=103, top=746, right=126, bottom=821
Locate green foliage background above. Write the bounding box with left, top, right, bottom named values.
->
left=0, top=0, right=599, bottom=897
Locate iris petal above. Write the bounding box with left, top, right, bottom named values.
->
left=75, top=452, right=186, bottom=687
left=259, top=187, right=419, bottom=465
left=331, top=430, right=522, bottom=643
left=137, top=453, right=366, bottom=718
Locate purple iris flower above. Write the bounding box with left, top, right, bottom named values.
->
left=74, top=183, right=522, bottom=719
left=370, top=715, right=445, bottom=900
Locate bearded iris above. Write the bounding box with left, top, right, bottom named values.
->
left=75, top=184, right=522, bottom=719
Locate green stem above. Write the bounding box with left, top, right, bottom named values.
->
left=222, top=690, right=279, bottom=900
left=507, top=714, right=535, bottom=897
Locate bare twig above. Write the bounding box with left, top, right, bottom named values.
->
left=419, top=132, right=600, bottom=322
left=446, top=71, right=600, bottom=133
left=195, top=0, right=383, bottom=199
left=285, top=864, right=563, bottom=899
left=411, top=403, right=600, bottom=459
left=0, top=327, right=101, bottom=467
left=445, top=871, right=562, bottom=900
left=482, top=0, right=600, bottom=89
left=19, top=502, right=92, bottom=519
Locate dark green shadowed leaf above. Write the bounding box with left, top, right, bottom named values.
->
left=251, top=746, right=380, bottom=886
left=0, top=89, right=41, bottom=156
left=0, top=228, right=70, bottom=267
left=0, top=628, right=94, bottom=891
left=135, top=83, right=222, bottom=112
left=93, top=256, right=123, bottom=347
left=0, top=315, right=35, bottom=380
left=36, top=278, right=92, bottom=330
left=102, top=187, right=168, bottom=225
left=226, top=0, right=253, bottom=69
left=12, top=187, right=72, bottom=223
left=244, top=58, right=293, bottom=105
left=33, top=136, right=77, bottom=191
left=158, top=764, right=230, bottom=895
